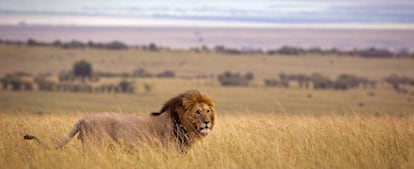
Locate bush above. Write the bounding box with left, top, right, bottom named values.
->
left=385, top=74, right=414, bottom=93
left=105, top=41, right=128, bottom=50
left=58, top=71, right=75, bottom=82
left=1, top=73, right=33, bottom=91
left=264, top=79, right=289, bottom=88
left=385, top=74, right=414, bottom=86
left=218, top=71, right=254, bottom=86
left=157, top=70, right=176, bottom=78
left=310, top=73, right=333, bottom=89
left=145, top=43, right=158, bottom=51
left=356, top=48, right=393, bottom=58
left=62, top=40, right=86, bottom=49
left=278, top=73, right=311, bottom=88
left=34, top=77, right=56, bottom=91
left=0, top=78, right=7, bottom=89
left=133, top=68, right=153, bottom=77
left=268, top=46, right=305, bottom=55
left=333, top=74, right=362, bottom=90
left=119, top=80, right=134, bottom=93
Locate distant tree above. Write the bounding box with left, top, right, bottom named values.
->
left=278, top=46, right=305, bottom=55
left=105, top=41, right=128, bottom=50
left=58, top=71, right=75, bottom=82
left=34, top=76, right=56, bottom=91
left=27, top=38, right=38, bottom=46
left=264, top=79, right=289, bottom=88
left=214, top=45, right=225, bottom=52
left=119, top=80, right=134, bottom=93
left=148, top=43, right=158, bottom=51
left=0, top=77, right=7, bottom=89
left=310, top=73, right=333, bottom=89
left=245, top=72, right=254, bottom=81
left=9, top=76, right=22, bottom=91
left=357, top=48, right=393, bottom=58
left=157, top=70, right=176, bottom=78
left=62, top=40, right=86, bottom=49
left=133, top=68, right=152, bottom=77
left=333, top=74, right=361, bottom=90
left=217, top=71, right=254, bottom=86
left=52, top=40, right=62, bottom=47
left=21, top=81, right=33, bottom=91
left=73, top=60, right=92, bottom=81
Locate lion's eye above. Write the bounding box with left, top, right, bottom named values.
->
left=195, top=110, right=201, bottom=115
left=207, top=109, right=210, bottom=113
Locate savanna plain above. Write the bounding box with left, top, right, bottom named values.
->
left=0, top=44, right=413, bottom=169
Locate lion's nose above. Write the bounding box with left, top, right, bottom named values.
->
left=203, top=120, right=210, bottom=124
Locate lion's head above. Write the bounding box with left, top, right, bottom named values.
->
left=152, top=90, right=215, bottom=139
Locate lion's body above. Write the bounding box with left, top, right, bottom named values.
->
left=25, top=90, right=215, bottom=151
left=56, top=112, right=174, bottom=148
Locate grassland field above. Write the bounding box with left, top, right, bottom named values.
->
left=0, top=44, right=413, bottom=169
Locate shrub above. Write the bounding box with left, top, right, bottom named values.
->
left=310, top=73, right=333, bottom=89
left=1, top=73, right=33, bottom=91
left=62, top=40, right=86, bottom=49
left=119, top=80, right=134, bottom=93
left=277, top=46, right=305, bottom=55
left=333, top=74, right=362, bottom=90
left=0, top=78, right=7, bottom=89
left=218, top=71, right=254, bottom=86
left=9, top=77, right=23, bottom=91
left=105, top=41, right=128, bottom=50
left=58, top=71, right=75, bottom=82
left=356, top=48, right=393, bottom=58
left=157, top=70, right=176, bottom=78
left=34, top=77, right=56, bottom=91
left=133, top=68, right=153, bottom=77
left=264, top=79, right=289, bottom=88
left=146, top=43, right=158, bottom=51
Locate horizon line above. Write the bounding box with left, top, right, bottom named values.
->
left=2, top=22, right=414, bottom=31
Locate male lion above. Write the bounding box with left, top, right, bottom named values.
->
left=24, top=90, right=215, bottom=151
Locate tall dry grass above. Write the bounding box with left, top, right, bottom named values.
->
left=1, top=112, right=412, bottom=169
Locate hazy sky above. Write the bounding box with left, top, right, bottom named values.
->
left=1, top=0, right=414, bottom=27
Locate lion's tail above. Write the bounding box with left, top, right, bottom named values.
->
left=23, top=134, right=51, bottom=149
left=24, top=119, right=84, bottom=149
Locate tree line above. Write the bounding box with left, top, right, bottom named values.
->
left=213, top=45, right=413, bottom=58
left=0, top=38, right=160, bottom=51
left=1, top=60, right=137, bottom=94
left=1, top=38, right=413, bottom=58
left=217, top=71, right=414, bottom=94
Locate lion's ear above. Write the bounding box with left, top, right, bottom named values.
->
left=151, top=112, right=162, bottom=116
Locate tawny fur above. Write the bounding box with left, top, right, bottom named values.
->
left=24, top=90, right=215, bottom=151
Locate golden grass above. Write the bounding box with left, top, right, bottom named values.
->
left=1, top=44, right=413, bottom=168
left=1, top=112, right=413, bottom=169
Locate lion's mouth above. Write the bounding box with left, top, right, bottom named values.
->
left=196, top=124, right=210, bottom=135
left=199, top=128, right=210, bottom=135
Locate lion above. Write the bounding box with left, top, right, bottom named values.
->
left=24, top=90, right=215, bottom=151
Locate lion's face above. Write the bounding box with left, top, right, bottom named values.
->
left=182, top=102, right=215, bottom=136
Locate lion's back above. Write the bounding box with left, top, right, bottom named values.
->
left=79, top=112, right=168, bottom=143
